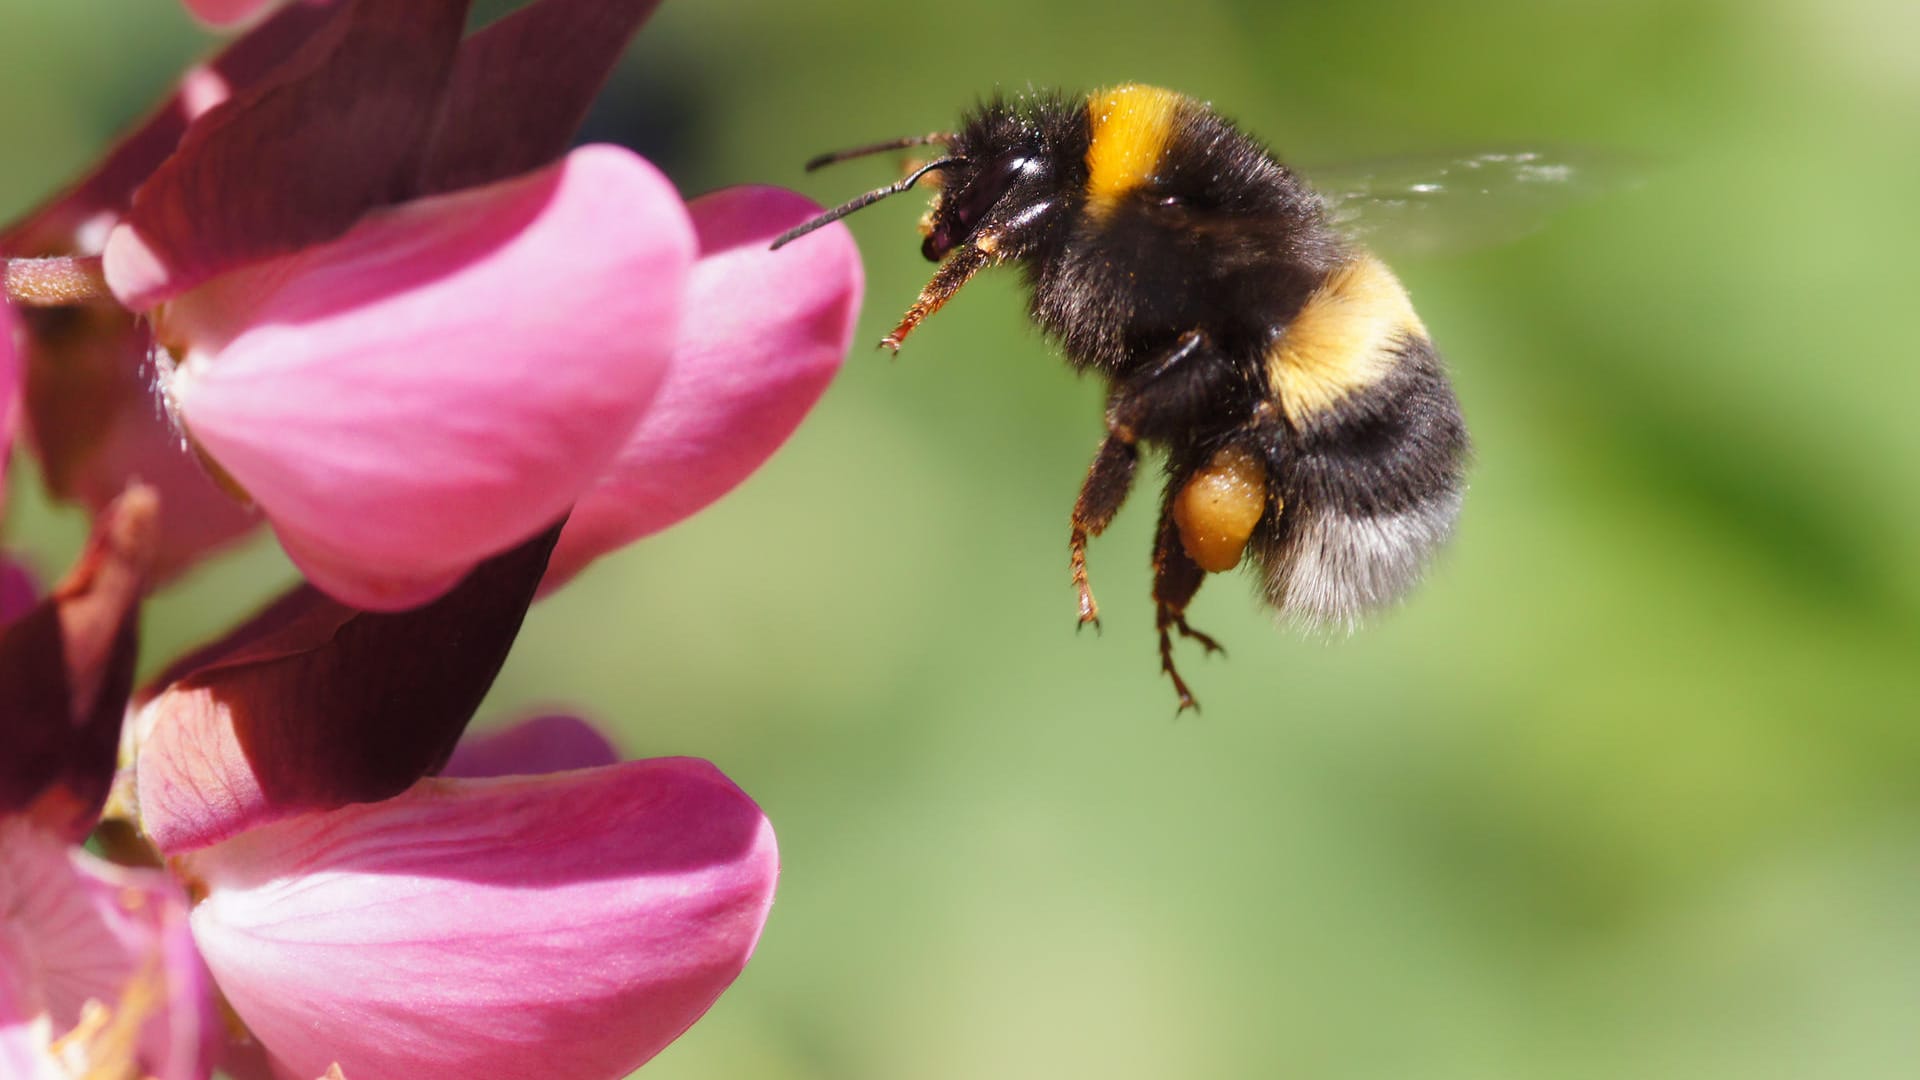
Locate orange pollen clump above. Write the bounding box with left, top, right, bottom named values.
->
left=1173, top=444, right=1270, bottom=573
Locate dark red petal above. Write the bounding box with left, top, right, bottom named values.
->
left=0, top=298, right=16, bottom=513
left=0, top=0, right=340, bottom=258
left=136, top=522, right=561, bottom=855
left=0, top=558, right=33, bottom=626
left=16, top=305, right=261, bottom=581
left=0, top=485, right=156, bottom=841
left=106, top=0, right=472, bottom=307
left=417, top=0, right=666, bottom=194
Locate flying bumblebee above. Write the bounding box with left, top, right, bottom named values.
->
left=773, top=84, right=1477, bottom=711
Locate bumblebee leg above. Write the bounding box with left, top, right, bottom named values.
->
left=1069, top=433, right=1139, bottom=630
left=1106, top=329, right=1253, bottom=442
left=1152, top=503, right=1224, bottom=714
left=880, top=239, right=994, bottom=353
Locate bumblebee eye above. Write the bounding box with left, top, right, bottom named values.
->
left=954, top=153, right=1035, bottom=229
left=925, top=150, right=1048, bottom=260
left=1156, top=194, right=1187, bottom=208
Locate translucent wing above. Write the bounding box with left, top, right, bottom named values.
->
left=1303, top=148, right=1635, bottom=259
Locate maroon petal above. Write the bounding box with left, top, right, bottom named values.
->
left=418, top=0, right=665, bottom=194
left=0, top=556, right=34, bottom=626
left=0, top=299, right=17, bottom=512
left=16, top=305, right=261, bottom=581
left=135, top=524, right=561, bottom=856
left=0, top=0, right=340, bottom=259
left=106, top=0, right=471, bottom=308
left=0, top=485, right=155, bottom=841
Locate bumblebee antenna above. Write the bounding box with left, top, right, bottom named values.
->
left=770, top=157, right=964, bottom=250
left=804, top=132, right=954, bottom=172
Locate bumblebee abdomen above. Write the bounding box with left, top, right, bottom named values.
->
left=1259, top=255, right=1469, bottom=626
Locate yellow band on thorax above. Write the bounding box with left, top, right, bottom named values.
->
left=1084, top=84, right=1186, bottom=215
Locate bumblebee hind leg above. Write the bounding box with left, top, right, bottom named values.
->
left=1151, top=501, right=1225, bottom=714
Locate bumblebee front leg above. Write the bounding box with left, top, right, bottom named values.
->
left=880, top=239, right=994, bottom=353
left=1069, top=433, right=1138, bottom=629
left=1152, top=496, right=1226, bottom=714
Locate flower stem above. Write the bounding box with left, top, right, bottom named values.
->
left=4, top=254, right=113, bottom=306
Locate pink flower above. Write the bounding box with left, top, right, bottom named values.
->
left=147, top=144, right=693, bottom=609
left=136, top=549, right=777, bottom=1079
left=0, top=820, right=215, bottom=1080
left=0, top=1, right=337, bottom=579
left=183, top=756, right=774, bottom=1080
left=8, top=0, right=861, bottom=606
left=5, top=2, right=857, bottom=1071
left=0, top=7, right=286, bottom=575
left=90, top=0, right=689, bottom=609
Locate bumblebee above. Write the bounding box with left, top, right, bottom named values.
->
left=774, top=84, right=1469, bottom=710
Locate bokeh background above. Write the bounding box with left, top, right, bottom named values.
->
left=5, top=1, right=1919, bottom=1077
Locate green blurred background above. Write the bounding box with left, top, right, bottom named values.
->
left=6, top=1, right=1920, bottom=1077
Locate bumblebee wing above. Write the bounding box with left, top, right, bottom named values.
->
left=1253, top=255, right=1470, bottom=628
left=1305, top=147, right=1634, bottom=259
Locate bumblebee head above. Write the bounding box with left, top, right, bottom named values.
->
left=917, top=137, right=1063, bottom=262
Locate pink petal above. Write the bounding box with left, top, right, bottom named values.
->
left=443, top=713, right=620, bottom=778
left=420, top=0, right=665, bottom=195
left=182, top=0, right=281, bottom=26
left=137, top=528, right=558, bottom=856
left=0, top=820, right=217, bottom=1080
left=0, top=922, right=62, bottom=1080
left=158, top=145, right=692, bottom=609
left=185, top=759, right=779, bottom=1080
left=546, top=186, right=861, bottom=586
left=106, top=0, right=470, bottom=307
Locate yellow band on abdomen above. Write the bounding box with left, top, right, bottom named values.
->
left=1266, top=253, right=1428, bottom=423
